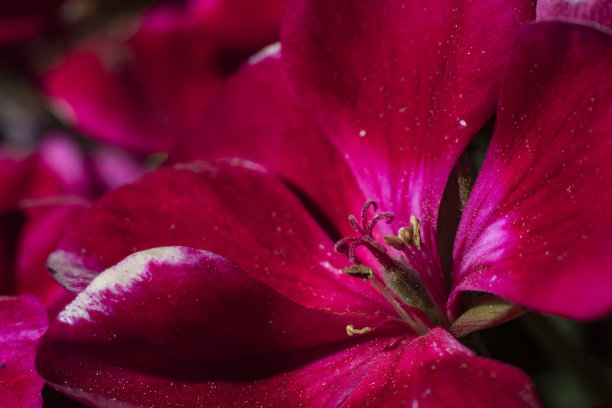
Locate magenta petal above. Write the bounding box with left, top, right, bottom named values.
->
left=342, top=328, right=542, bottom=407
left=37, top=135, right=92, bottom=198
left=16, top=203, right=85, bottom=307
left=0, top=144, right=88, bottom=305
left=0, top=295, right=48, bottom=408
left=282, top=0, right=534, bottom=228
left=38, top=247, right=395, bottom=407
left=451, top=23, right=612, bottom=320
left=0, top=136, right=91, bottom=208
left=44, top=31, right=221, bottom=153
left=44, top=0, right=284, bottom=153
left=179, top=0, right=285, bottom=49
left=0, top=153, right=65, bottom=211
left=88, top=146, right=147, bottom=192
left=172, top=48, right=365, bottom=237
left=50, top=161, right=391, bottom=318
left=537, top=0, right=612, bottom=33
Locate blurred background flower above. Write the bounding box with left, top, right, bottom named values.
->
left=0, top=2, right=286, bottom=405
left=0, top=0, right=287, bottom=308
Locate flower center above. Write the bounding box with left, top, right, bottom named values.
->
left=335, top=200, right=443, bottom=335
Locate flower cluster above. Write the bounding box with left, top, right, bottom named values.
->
left=1, top=0, right=611, bottom=407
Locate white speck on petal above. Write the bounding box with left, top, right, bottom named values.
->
left=459, top=119, right=467, bottom=127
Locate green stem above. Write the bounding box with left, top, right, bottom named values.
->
left=522, top=313, right=612, bottom=402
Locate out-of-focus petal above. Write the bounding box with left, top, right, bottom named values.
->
left=282, top=0, right=534, bottom=301
left=49, top=161, right=392, bottom=318
left=0, top=1, right=63, bottom=43
left=342, top=328, right=543, bottom=408
left=0, top=136, right=91, bottom=209
left=0, top=295, right=48, bottom=408
left=37, top=135, right=92, bottom=198
left=451, top=22, right=612, bottom=320
left=44, top=41, right=218, bottom=153
left=0, top=143, right=89, bottom=305
left=88, top=146, right=148, bottom=193
left=0, top=210, right=23, bottom=294
left=44, top=0, right=285, bottom=153
left=537, top=0, right=612, bottom=33
left=0, top=153, right=65, bottom=211
left=16, top=202, right=85, bottom=308
left=173, top=48, right=364, bottom=239
left=38, top=247, right=400, bottom=407
left=182, top=0, right=285, bottom=48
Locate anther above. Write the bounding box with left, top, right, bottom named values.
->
left=383, top=235, right=406, bottom=250
left=410, top=215, right=422, bottom=249
left=398, top=226, right=412, bottom=246
left=343, top=265, right=374, bottom=280
left=346, top=324, right=372, bottom=336
left=383, top=216, right=422, bottom=251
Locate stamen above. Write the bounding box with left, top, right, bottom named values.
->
left=335, top=200, right=434, bottom=335
left=346, top=324, right=372, bottom=336
left=410, top=215, right=422, bottom=249
left=383, top=234, right=405, bottom=250
left=368, top=276, right=429, bottom=334
left=382, top=215, right=423, bottom=251
left=398, top=226, right=413, bottom=246
left=344, top=265, right=374, bottom=280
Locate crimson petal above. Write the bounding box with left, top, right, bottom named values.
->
left=451, top=23, right=612, bottom=320
left=172, top=47, right=365, bottom=238
left=282, top=0, right=534, bottom=305
left=0, top=142, right=89, bottom=305
left=16, top=203, right=85, bottom=308
left=342, top=328, right=543, bottom=408
left=49, top=160, right=391, bottom=318
left=282, top=0, right=534, bottom=235
left=44, top=45, right=218, bottom=153
left=0, top=295, right=48, bottom=408
left=38, top=247, right=398, bottom=407
left=0, top=152, right=66, bottom=211
left=44, top=0, right=284, bottom=153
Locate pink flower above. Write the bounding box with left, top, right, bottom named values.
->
left=35, top=0, right=611, bottom=406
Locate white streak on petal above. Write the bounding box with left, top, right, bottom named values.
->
left=319, top=261, right=343, bottom=275
left=248, top=42, right=281, bottom=65
left=58, top=247, right=191, bottom=325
